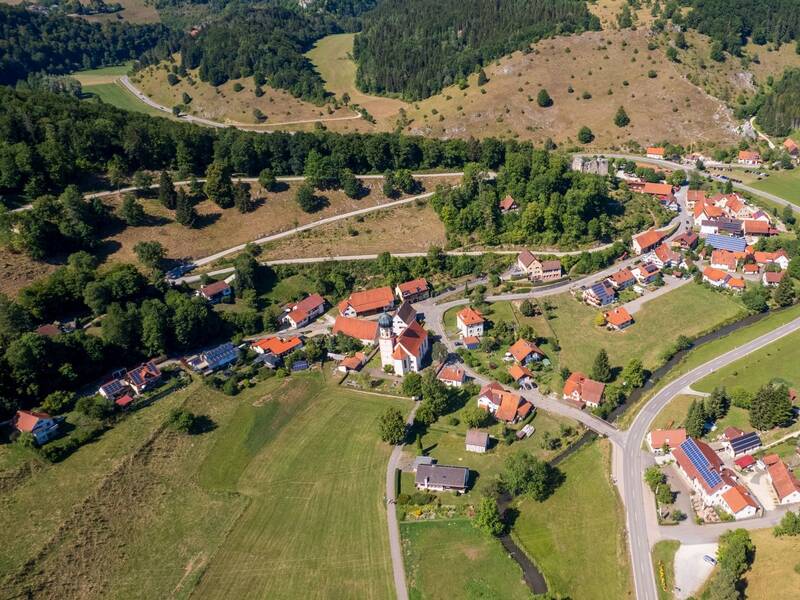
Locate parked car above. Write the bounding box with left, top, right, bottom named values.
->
left=703, top=555, right=717, bottom=566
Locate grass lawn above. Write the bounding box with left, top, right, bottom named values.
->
left=83, top=82, right=167, bottom=117
left=548, top=284, right=744, bottom=375
left=694, top=330, right=800, bottom=394
left=618, top=303, right=800, bottom=429
left=757, top=439, right=800, bottom=464
left=652, top=540, right=679, bottom=600
left=1, top=371, right=411, bottom=599
left=72, top=63, right=133, bottom=85
left=512, top=440, right=633, bottom=600
left=752, top=168, right=800, bottom=206
left=401, top=520, right=531, bottom=600
left=744, top=528, right=800, bottom=598
left=414, top=407, right=580, bottom=506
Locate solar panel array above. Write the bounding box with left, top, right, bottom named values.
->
left=705, top=234, right=747, bottom=253
left=205, top=342, right=239, bottom=365
left=730, top=432, right=761, bottom=454
left=680, top=438, right=722, bottom=489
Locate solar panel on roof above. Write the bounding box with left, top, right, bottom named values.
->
left=730, top=432, right=761, bottom=454
left=706, top=234, right=747, bottom=252
left=681, top=438, right=722, bottom=488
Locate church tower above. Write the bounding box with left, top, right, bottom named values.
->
left=378, top=312, right=395, bottom=369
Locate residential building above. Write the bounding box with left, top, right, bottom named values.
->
left=743, top=219, right=777, bottom=240
left=737, top=150, right=762, bottom=166
left=332, top=316, right=378, bottom=345
left=672, top=438, right=730, bottom=506
left=606, top=267, right=636, bottom=290
left=438, top=365, right=466, bottom=388
left=642, top=182, right=674, bottom=199
left=126, top=361, right=162, bottom=395
left=197, top=280, right=232, bottom=304
left=632, top=262, right=660, bottom=285
left=605, top=307, right=633, bottom=330
left=763, top=271, right=786, bottom=287
left=725, top=431, right=762, bottom=457
left=338, top=287, right=395, bottom=317
left=754, top=250, right=790, bottom=270
left=703, top=267, right=745, bottom=291
left=516, top=250, right=562, bottom=282
left=710, top=250, right=739, bottom=272
left=393, top=301, right=417, bottom=335
left=562, top=372, right=605, bottom=408
left=186, top=342, right=240, bottom=373
left=508, top=363, right=534, bottom=388
left=646, top=147, right=665, bottom=159
left=646, top=243, right=682, bottom=269
left=465, top=429, right=490, bottom=453
left=784, top=138, right=799, bottom=157
left=457, top=307, right=485, bottom=338
left=583, top=281, right=616, bottom=307
left=646, top=428, right=687, bottom=454
left=395, top=278, right=430, bottom=303
left=379, top=313, right=429, bottom=376
left=12, top=410, right=61, bottom=445
left=694, top=202, right=725, bottom=227
left=282, top=294, right=326, bottom=328
left=337, top=352, right=367, bottom=373
left=415, top=464, right=469, bottom=492
left=743, top=263, right=760, bottom=276
left=508, top=339, right=545, bottom=365
left=721, top=483, right=760, bottom=520
left=499, top=195, right=519, bottom=213
left=98, top=378, right=128, bottom=400
left=765, top=454, right=800, bottom=504
left=632, top=229, right=666, bottom=255
left=704, top=234, right=748, bottom=253
left=477, top=382, right=532, bottom=423
left=686, top=190, right=706, bottom=209
left=251, top=336, right=304, bottom=357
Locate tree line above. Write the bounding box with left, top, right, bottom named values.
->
left=0, top=5, right=177, bottom=86
left=353, top=0, right=599, bottom=100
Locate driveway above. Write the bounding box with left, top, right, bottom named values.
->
left=674, top=543, right=718, bottom=599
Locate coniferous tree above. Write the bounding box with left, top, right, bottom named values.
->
left=204, top=161, right=234, bottom=208
left=685, top=399, right=706, bottom=439
left=614, top=106, right=630, bottom=127
left=773, top=275, right=795, bottom=307
left=158, top=170, right=177, bottom=209
left=174, top=189, right=197, bottom=227
left=591, top=348, right=612, bottom=383
left=537, top=88, right=553, bottom=108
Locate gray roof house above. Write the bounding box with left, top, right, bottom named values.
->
left=415, top=464, right=469, bottom=492
left=465, top=429, right=490, bottom=453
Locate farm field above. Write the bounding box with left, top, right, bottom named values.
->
left=745, top=528, right=800, bottom=598
left=401, top=520, right=531, bottom=600
left=72, top=63, right=133, bottom=85
left=752, top=169, right=800, bottom=207
left=83, top=81, right=167, bottom=117
left=103, top=176, right=458, bottom=265
left=0, top=371, right=411, bottom=598
left=512, top=439, right=633, bottom=600
left=694, top=329, right=800, bottom=394
left=547, top=283, right=745, bottom=375
left=81, top=0, right=159, bottom=23
left=260, top=201, right=447, bottom=261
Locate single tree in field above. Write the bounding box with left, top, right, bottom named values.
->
left=473, top=496, right=504, bottom=536
left=378, top=407, right=406, bottom=445
left=577, top=126, right=594, bottom=144
left=477, top=69, right=488, bottom=86
left=591, top=348, right=612, bottom=382
left=536, top=88, right=553, bottom=108
left=233, top=183, right=254, bottom=213
left=341, top=169, right=361, bottom=199
left=174, top=189, right=197, bottom=227
left=295, top=183, right=320, bottom=212
left=133, top=240, right=165, bottom=271
left=204, top=161, right=234, bottom=208
left=120, top=194, right=146, bottom=226
left=159, top=170, right=177, bottom=209
left=258, top=168, right=276, bottom=192
left=614, top=106, right=630, bottom=127
left=621, top=358, right=645, bottom=388
left=773, top=275, right=796, bottom=307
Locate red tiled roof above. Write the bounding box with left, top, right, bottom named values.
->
left=115, top=394, right=134, bottom=408
left=642, top=182, right=673, bottom=196
left=517, top=250, right=536, bottom=268
left=394, top=320, right=428, bottom=360
left=508, top=363, right=533, bottom=382
left=563, top=372, right=605, bottom=405
left=508, top=339, right=544, bottom=363
left=339, top=287, right=394, bottom=315
left=767, top=456, right=800, bottom=501
left=646, top=147, right=665, bottom=156
left=438, top=365, right=465, bottom=383
left=463, top=335, right=480, bottom=346
left=722, top=482, right=758, bottom=514
left=13, top=410, right=50, bottom=432
left=608, top=268, right=635, bottom=286
left=458, top=307, right=485, bottom=326
left=734, top=454, right=756, bottom=469
left=728, top=276, right=745, bottom=289
left=711, top=250, right=738, bottom=271
left=687, top=190, right=706, bottom=204
left=784, top=138, right=799, bottom=154
left=332, top=316, right=378, bottom=342
left=738, top=150, right=761, bottom=161
left=397, top=278, right=429, bottom=297
left=495, top=390, right=527, bottom=422
left=339, top=352, right=367, bottom=371
left=200, top=280, right=230, bottom=298
left=499, top=195, right=518, bottom=211
left=743, top=220, right=772, bottom=235
left=654, top=243, right=679, bottom=264
left=251, top=336, right=303, bottom=356
left=649, top=429, right=686, bottom=450
left=605, top=307, right=633, bottom=328
left=754, top=250, right=788, bottom=265
left=723, top=427, right=744, bottom=440
left=703, top=266, right=728, bottom=282
left=633, top=229, right=665, bottom=251
left=764, top=271, right=786, bottom=285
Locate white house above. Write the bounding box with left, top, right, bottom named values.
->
left=766, top=454, right=800, bottom=505
left=378, top=312, right=429, bottom=376
left=437, top=365, right=466, bottom=388
left=457, top=307, right=485, bottom=338
left=282, top=293, right=326, bottom=328
left=646, top=429, right=687, bottom=454
left=12, top=410, right=61, bottom=445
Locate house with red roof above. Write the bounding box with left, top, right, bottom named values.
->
left=646, top=147, right=665, bottom=159
left=765, top=454, right=800, bottom=505
left=703, top=267, right=744, bottom=292
left=646, top=428, right=686, bottom=455
left=710, top=249, right=739, bottom=272
left=604, top=307, right=633, bottom=330
left=784, top=138, right=799, bottom=156
left=437, top=364, right=466, bottom=388
left=197, top=280, right=232, bottom=304
left=646, top=243, right=683, bottom=269
left=282, top=293, right=326, bottom=329
left=763, top=270, right=786, bottom=288
left=686, top=190, right=706, bottom=209
left=693, top=201, right=724, bottom=227
left=457, top=307, right=485, bottom=338
left=476, top=382, right=532, bottom=423
left=754, top=250, right=790, bottom=270
left=499, top=195, right=519, bottom=213
left=743, top=219, right=777, bottom=240
left=332, top=316, right=378, bottom=345
left=338, top=287, right=395, bottom=317
left=337, top=352, right=367, bottom=373
left=632, top=262, right=660, bottom=285
left=737, top=150, right=762, bottom=166
left=386, top=320, right=430, bottom=376
left=251, top=336, right=304, bottom=357
left=395, top=278, right=430, bottom=303
left=562, top=372, right=605, bottom=408
left=642, top=182, right=674, bottom=200
left=516, top=250, right=562, bottom=282
left=508, top=364, right=534, bottom=388
left=12, top=410, right=62, bottom=445
left=632, top=229, right=667, bottom=255
left=671, top=231, right=699, bottom=251
left=606, top=267, right=636, bottom=290
left=508, top=339, right=545, bottom=365
left=722, top=483, right=760, bottom=520
left=126, top=361, right=162, bottom=395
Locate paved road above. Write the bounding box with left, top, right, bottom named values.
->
left=622, top=314, right=800, bottom=600
left=385, top=401, right=419, bottom=600
left=119, top=76, right=362, bottom=129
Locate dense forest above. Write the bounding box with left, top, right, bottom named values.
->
left=755, top=69, right=800, bottom=136
left=179, top=6, right=344, bottom=101
left=685, top=0, right=800, bottom=54
left=0, top=86, right=515, bottom=197
left=353, top=0, right=599, bottom=100
left=431, top=152, right=667, bottom=248
left=0, top=5, right=176, bottom=85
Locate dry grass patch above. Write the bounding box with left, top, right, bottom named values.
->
left=0, top=247, right=59, bottom=297
left=745, top=528, right=800, bottom=598
left=81, top=0, right=159, bottom=24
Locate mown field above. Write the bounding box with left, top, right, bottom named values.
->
left=401, top=520, right=531, bottom=600
left=745, top=528, right=800, bottom=598
left=512, top=439, right=633, bottom=600
left=752, top=169, right=800, bottom=207
left=83, top=82, right=167, bottom=117
left=0, top=370, right=411, bottom=599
